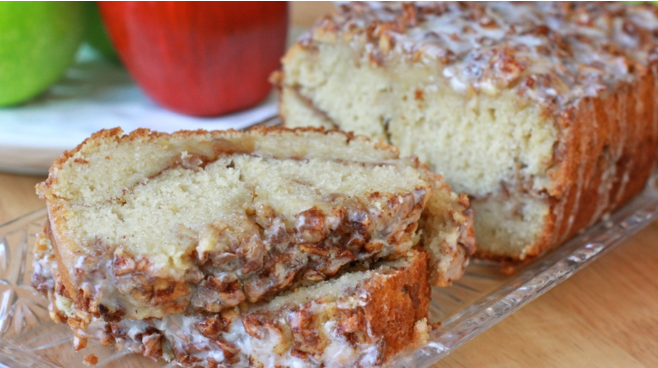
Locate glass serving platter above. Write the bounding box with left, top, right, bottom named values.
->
left=1, top=124, right=657, bottom=368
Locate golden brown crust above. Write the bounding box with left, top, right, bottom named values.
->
left=362, top=250, right=430, bottom=361
left=543, top=63, right=658, bottom=256
left=475, top=62, right=658, bottom=262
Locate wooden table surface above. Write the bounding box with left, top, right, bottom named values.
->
left=2, top=2, right=658, bottom=367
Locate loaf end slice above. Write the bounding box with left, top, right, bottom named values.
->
left=35, top=127, right=473, bottom=320
left=34, top=227, right=431, bottom=368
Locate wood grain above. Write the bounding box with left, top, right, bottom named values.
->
left=2, top=2, right=657, bottom=367
left=435, top=221, right=658, bottom=368
left=0, top=173, right=45, bottom=221
left=291, top=1, right=335, bottom=27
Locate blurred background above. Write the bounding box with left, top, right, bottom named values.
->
left=0, top=1, right=332, bottom=175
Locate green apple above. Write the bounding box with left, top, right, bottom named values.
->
left=0, top=2, right=86, bottom=106
left=84, top=2, right=118, bottom=61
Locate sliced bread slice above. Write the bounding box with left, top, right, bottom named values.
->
left=35, top=226, right=430, bottom=368
left=35, top=127, right=474, bottom=320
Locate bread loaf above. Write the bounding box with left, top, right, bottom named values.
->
left=276, top=2, right=658, bottom=261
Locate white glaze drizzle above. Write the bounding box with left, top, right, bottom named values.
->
left=306, top=2, right=658, bottom=111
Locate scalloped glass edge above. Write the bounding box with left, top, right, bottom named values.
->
left=0, top=116, right=656, bottom=367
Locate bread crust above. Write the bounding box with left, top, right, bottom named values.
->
left=361, top=250, right=430, bottom=361
left=479, top=63, right=658, bottom=262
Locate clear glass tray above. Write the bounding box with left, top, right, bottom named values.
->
left=1, top=169, right=657, bottom=368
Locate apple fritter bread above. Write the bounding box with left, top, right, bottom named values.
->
left=32, top=126, right=474, bottom=367
left=276, top=2, right=658, bottom=261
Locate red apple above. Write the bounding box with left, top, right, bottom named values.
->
left=98, top=1, right=288, bottom=117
